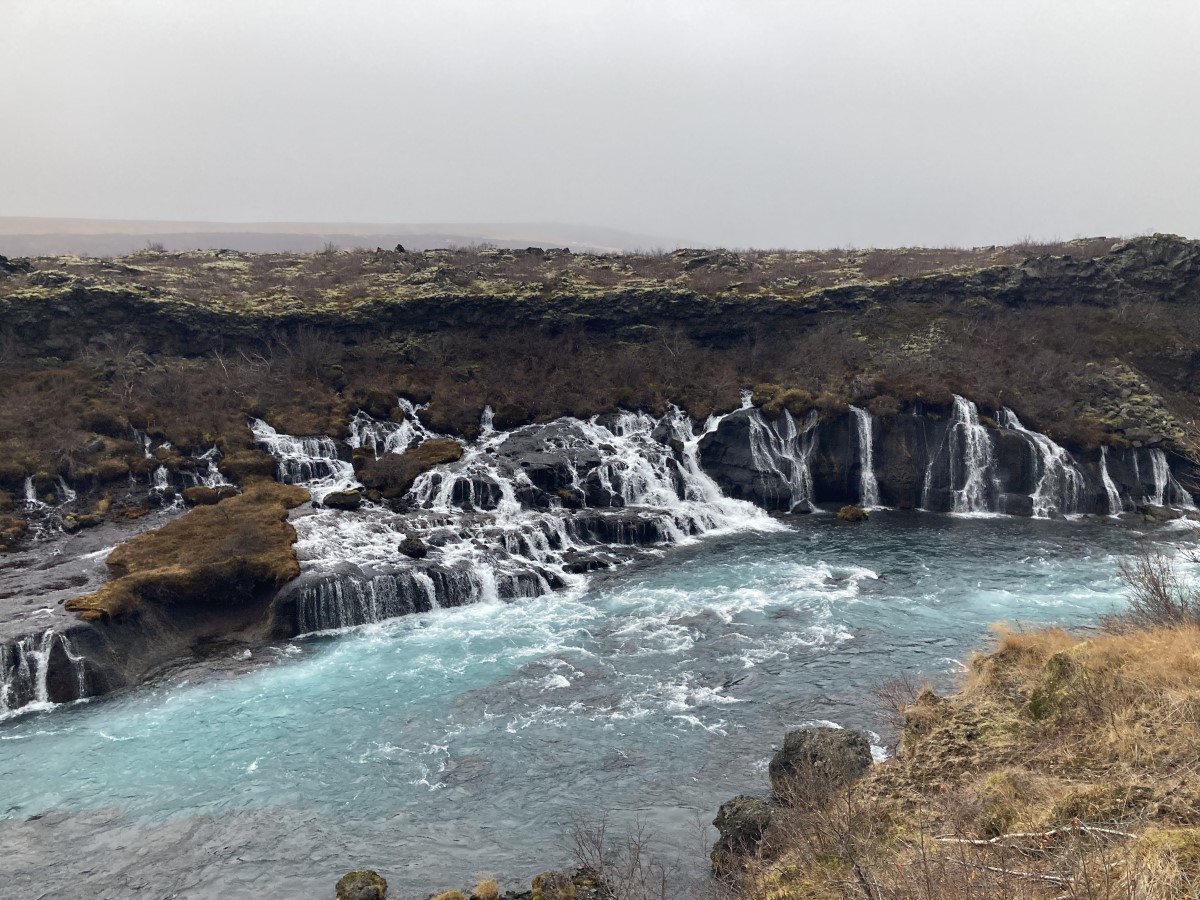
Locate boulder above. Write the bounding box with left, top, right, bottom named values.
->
left=768, top=727, right=873, bottom=803
left=1139, top=504, right=1184, bottom=521
left=710, top=795, right=774, bottom=873
left=837, top=505, right=868, bottom=522
left=323, top=489, right=363, bottom=511
left=999, top=492, right=1034, bottom=517
left=399, top=535, right=428, bottom=559
left=336, top=869, right=388, bottom=900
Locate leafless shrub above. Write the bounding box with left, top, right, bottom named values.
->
left=569, top=815, right=682, bottom=900
left=1113, top=550, right=1200, bottom=629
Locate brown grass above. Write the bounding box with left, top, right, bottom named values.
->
left=733, top=618, right=1200, bottom=899
left=65, top=480, right=309, bottom=621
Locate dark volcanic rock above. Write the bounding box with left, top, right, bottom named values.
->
left=398, top=535, right=428, bottom=559
left=322, top=489, right=363, bottom=511
left=768, top=726, right=874, bottom=803
left=711, top=795, right=774, bottom=872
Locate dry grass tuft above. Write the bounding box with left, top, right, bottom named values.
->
left=65, top=480, right=309, bottom=621
left=732, top=553, right=1200, bottom=899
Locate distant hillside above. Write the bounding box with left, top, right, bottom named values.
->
left=0, top=218, right=682, bottom=256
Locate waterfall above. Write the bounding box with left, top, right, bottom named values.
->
left=923, top=395, right=997, bottom=513
left=0, top=631, right=87, bottom=718
left=849, top=406, right=880, bottom=508
left=998, top=409, right=1086, bottom=517
left=151, top=466, right=170, bottom=491
left=348, top=400, right=434, bottom=459
left=1099, top=447, right=1123, bottom=515
left=286, top=404, right=779, bottom=634
left=195, top=448, right=233, bottom=488
left=251, top=418, right=358, bottom=500
left=22, top=477, right=43, bottom=510
left=744, top=408, right=819, bottom=512
left=1146, top=448, right=1197, bottom=509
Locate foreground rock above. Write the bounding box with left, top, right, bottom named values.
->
left=711, top=795, right=775, bottom=874
left=768, top=726, right=873, bottom=802
left=711, top=726, right=875, bottom=875
left=336, top=869, right=387, bottom=900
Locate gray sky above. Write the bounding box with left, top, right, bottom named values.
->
left=2, top=0, right=1198, bottom=248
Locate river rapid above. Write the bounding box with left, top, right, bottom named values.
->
left=1, top=512, right=1187, bottom=898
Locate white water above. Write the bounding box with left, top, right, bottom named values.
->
left=21, top=477, right=42, bottom=511
left=849, top=405, right=881, bottom=508
left=924, top=395, right=997, bottom=513
left=287, top=406, right=781, bottom=634
left=1100, top=446, right=1123, bottom=515
left=1147, top=448, right=1197, bottom=509
left=0, top=630, right=84, bottom=719
left=151, top=466, right=170, bottom=492
left=744, top=408, right=819, bottom=511
left=250, top=419, right=358, bottom=501
left=998, top=409, right=1086, bottom=517
left=348, top=399, right=433, bottom=459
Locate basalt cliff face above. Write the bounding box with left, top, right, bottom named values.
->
left=2, top=236, right=1200, bottom=716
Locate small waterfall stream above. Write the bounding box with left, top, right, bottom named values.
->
left=251, top=419, right=358, bottom=500
left=744, top=408, right=819, bottom=512
left=1146, top=448, right=1197, bottom=510
left=849, top=405, right=880, bottom=508
left=998, top=409, right=1086, bottom=517
left=0, top=631, right=88, bottom=719
left=1100, top=447, right=1123, bottom=515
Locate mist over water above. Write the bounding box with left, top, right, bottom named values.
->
left=0, top=513, right=1166, bottom=898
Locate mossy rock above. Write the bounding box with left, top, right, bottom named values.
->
left=322, top=489, right=362, bottom=510
left=0, top=514, right=27, bottom=551
left=182, top=485, right=238, bottom=506
left=837, top=505, right=868, bottom=522
left=218, top=449, right=278, bottom=483
left=336, top=869, right=388, bottom=900
left=359, top=439, right=463, bottom=499
left=65, top=481, right=309, bottom=622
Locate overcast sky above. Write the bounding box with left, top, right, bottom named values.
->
left=2, top=0, right=1198, bottom=248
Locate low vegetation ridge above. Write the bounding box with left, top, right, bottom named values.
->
left=1, top=233, right=1198, bottom=516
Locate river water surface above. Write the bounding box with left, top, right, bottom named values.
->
left=0, top=513, right=1185, bottom=898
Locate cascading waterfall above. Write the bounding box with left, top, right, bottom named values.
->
left=151, top=467, right=170, bottom=491
left=924, top=395, right=998, bottom=513
left=744, top=408, right=819, bottom=511
left=849, top=406, right=881, bottom=508
left=998, top=409, right=1086, bottom=517
left=286, top=405, right=779, bottom=634
left=1146, top=448, right=1197, bottom=509
left=251, top=419, right=358, bottom=500
left=348, top=399, right=433, bottom=459
left=0, top=631, right=88, bottom=718
left=1099, top=446, right=1123, bottom=515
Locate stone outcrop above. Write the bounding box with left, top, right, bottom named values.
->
left=768, top=726, right=874, bottom=802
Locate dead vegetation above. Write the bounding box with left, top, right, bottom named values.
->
left=64, top=480, right=309, bottom=621
left=727, top=550, right=1200, bottom=898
